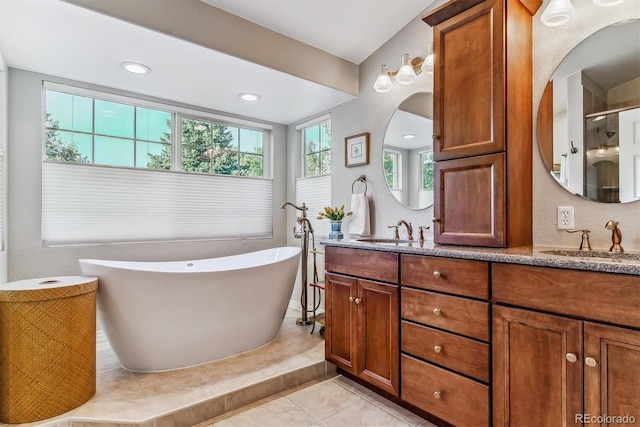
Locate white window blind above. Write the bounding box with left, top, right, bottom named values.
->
left=296, top=175, right=331, bottom=238
left=42, top=162, right=273, bottom=246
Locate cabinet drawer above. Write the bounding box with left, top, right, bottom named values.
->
left=401, top=254, right=489, bottom=299
left=401, top=321, right=489, bottom=382
left=325, top=246, right=398, bottom=284
left=401, top=354, right=490, bottom=427
left=402, top=288, right=489, bottom=341
left=493, top=263, right=640, bottom=328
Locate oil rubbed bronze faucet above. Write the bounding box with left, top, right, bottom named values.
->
left=397, top=220, right=414, bottom=241
left=604, top=220, right=623, bottom=253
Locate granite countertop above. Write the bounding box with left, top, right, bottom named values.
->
left=320, top=239, right=640, bottom=276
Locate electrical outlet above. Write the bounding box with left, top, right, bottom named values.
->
left=557, top=206, right=575, bottom=230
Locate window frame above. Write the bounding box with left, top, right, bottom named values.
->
left=296, top=115, right=331, bottom=178
left=419, top=149, right=434, bottom=191
left=383, top=148, right=402, bottom=190
left=43, top=81, right=273, bottom=178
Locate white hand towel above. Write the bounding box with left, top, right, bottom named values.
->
left=349, top=193, right=370, bottom=236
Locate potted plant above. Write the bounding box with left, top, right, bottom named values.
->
left=317, top=205, right=352, bottom=239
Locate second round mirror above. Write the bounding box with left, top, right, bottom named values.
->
left=382, top=92, right=434, bottom=210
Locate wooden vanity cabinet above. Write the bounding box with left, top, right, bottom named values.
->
left=492, top=263, right=640, bottom=426
left=423, top=0, right=540, bottom=247
left=324, top=247, right=400, bottom=396
left=400, top=254, right=491, bottom=427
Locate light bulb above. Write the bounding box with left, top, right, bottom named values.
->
left=374, top=65, right=394, bottom=93
left=540, top=0, right=575, bottom=27
left=395, top=54, right=416, bottom=85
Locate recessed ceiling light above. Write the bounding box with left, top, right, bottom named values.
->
left=120, top=62, right=151, bottom=74
left=402, top=134, right=417, bottom=139
left=238, top=93, right=261, bottom=102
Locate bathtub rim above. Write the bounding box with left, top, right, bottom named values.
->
left=78, top=246, right=301, bottom=273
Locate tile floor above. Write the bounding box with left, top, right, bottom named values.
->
left=1, top=309, right=435, bottom=427
left=198, top=375, right=438, bottom=427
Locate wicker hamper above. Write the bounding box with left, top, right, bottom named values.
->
left=0, top=276, right=98, bottom=424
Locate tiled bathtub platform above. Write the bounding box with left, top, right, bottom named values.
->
left=3, top=310, right=331, bottom=427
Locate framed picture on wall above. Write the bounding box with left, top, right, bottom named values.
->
left=345, top=132, right=370, bottom=167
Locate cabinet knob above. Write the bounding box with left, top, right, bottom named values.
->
left=585, top=357, right=597, bottom=367
left=354, top=297, right=362, bottom=305
left=433, top=308, right=442, bottom=316
left=433, top=391, right=442, bottom=399
left=432, top=134, right=440, bottom=141
left=348, top=296, right=354, bottom=302
left=565, top=353, right=578, bottom=363
left=432, top=217, right=440, bottom=223
left=433, top=271, right=441, bottom=279
left=434, top=345, right=442, bottom=353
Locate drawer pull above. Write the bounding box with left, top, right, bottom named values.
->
left=585, top=357, right=597, bottom=367
left=434, top=345, right=442, bottom=353
left=348, top=296, right=354, bottom=302
left=354, top=297, right=362, bottom=305
left=565, top=353, right=578, bottom=363
left=433, top=271, right=441, bottom=279
left=433, top=307, right=442, bottom=316
left=433, top=391, right=442, bottom=399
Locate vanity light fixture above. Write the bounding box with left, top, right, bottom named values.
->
left=540, top=0, right=575, bottom=27
left=374, top=44, right=433, bottom=93
left=238, top=93, right=261, bottom=102
left=120, top=62, right=151, bottom=74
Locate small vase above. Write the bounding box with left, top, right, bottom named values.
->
left=329, top=220, right=343, bottom=239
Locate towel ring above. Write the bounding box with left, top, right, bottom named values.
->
left=351, top=175, right=367, bottom=196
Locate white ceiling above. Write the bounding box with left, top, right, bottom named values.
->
left=0, top=0, right=430, bottom=125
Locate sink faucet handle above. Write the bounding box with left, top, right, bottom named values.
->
left=566, top=229, right=592, bottom=251
left=604, top=220, right=623, bottom=253
left=417, top=226, right=431, bottom=243
left=387, top=225, right=400, bottom=240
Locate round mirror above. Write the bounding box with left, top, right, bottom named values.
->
left=537, top=19, right=640, bottom=203
left=382, top=92, right=434, bottom=209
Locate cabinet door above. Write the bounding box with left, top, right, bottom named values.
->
left=493, top=306, right=583, bottom=427
left=357, top=279, right=399, bottom=396
left=432, top=0, right=504, bottom=161
left=433, top=153, right=505, bottom=246
left=325, top=273, right=358, bottom=375
left=584, top=322, right=640, bottom=425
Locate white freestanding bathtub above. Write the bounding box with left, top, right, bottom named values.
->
left=79, top=247, right=301, bottom=372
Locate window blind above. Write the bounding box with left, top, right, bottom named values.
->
left=296, top=174, right=331, bottom=238
left=42, top=162, right=272, bottom=246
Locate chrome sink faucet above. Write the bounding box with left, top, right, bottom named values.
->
left=396, top=220, right=413, bottom=241
left=604, top=220, right=623, bottom=253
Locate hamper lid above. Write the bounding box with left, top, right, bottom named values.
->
left=0, top=276, right=98, bottom=302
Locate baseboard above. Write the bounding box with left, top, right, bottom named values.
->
left=288, top=299, right=302, bottom=311
left=96, top=330, right=108, bottom=344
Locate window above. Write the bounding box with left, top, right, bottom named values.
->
left=42, top=82, right=273, bottom=246
left=45, top=90, right=172, bottom=169
left=44, top=86, right=268, bottom=177
left=421, top=150, right=434, bottom=190
left=383, top=149, right=402, bottom=190
left=303, top=118, right=331, bottom=176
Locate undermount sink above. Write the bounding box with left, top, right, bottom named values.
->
left=356, top=238, right=414, bottom=244
left=539, top=249, right=640, bottom=261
